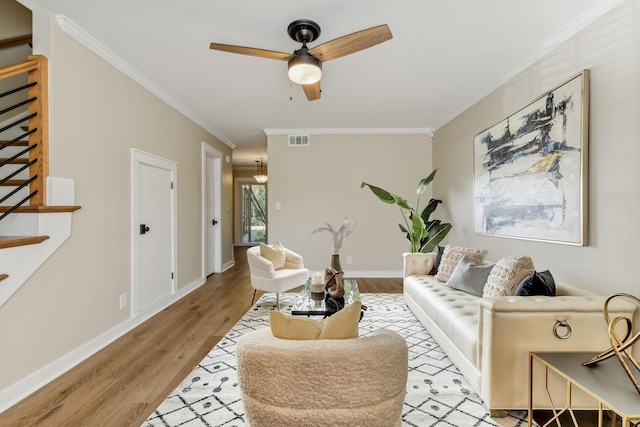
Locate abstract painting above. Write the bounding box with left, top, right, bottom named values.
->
left=474, top=70, right=589, bottom=245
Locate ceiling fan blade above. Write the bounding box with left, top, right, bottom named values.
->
left=302, top=81, right=321, bottom=101
left=308, top=24, right=392, bottom=62
left=209, top=43, right=292, bottom=61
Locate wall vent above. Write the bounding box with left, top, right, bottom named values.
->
left=288, top=135, right=310, bottom=146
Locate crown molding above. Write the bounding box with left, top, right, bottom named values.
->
left=54, top=15, right=236, bottom=149
left=433, top=0, right=625, bottom=130
left=263, top=128, right=435, bottom=138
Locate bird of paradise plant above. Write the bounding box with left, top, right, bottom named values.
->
left=361, top=169, right=452, bottom=253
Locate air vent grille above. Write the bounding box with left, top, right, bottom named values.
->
left=288, top=135, right=310, bottom=146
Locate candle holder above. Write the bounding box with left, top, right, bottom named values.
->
left=310, top=272, right=325, bottom=301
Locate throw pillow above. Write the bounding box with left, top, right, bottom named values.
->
left=428, top=245, right=445, bottom=275
left=260, top=241, right=286, bottom=270
left=435, top=245, right=489, bottom=282
left=515, top=270, right=556, bottom=296
left=269, top=301, right=361, bottom=340
left=483, top=256, right=535, bottom=297
left=446, top=255, right=495, bottom=297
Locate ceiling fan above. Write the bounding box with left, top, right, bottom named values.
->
left=210, top=19, right=392, bottom=101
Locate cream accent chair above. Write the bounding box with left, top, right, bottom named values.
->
left=236, top=327, right=408, bottom=427
left=246, top=245, right=309, bottom=310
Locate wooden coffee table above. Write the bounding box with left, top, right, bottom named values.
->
left=291, top=278, right=360, bottom=316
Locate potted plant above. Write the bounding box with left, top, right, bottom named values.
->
left=361, top=169, right=451, bottom=253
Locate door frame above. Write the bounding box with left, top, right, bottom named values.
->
left=130, top=149, right=178, bottom=317
left=201, top=142, right=223, bottom=275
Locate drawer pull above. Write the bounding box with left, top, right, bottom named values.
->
left=554, top=318, right=572, bottom=339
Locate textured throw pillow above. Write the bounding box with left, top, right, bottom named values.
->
left=435, top=245, right=488, bottom=282
left=260, top=241, right=286, bottom=270
left=446, top=255, right=495, bottom=297
left=483, top=256, right=535, bottom=297
left=515, top=270, right=556, bottom=296
left=428, top=245, right=445, bottom=275
left=269, top=301, right=361, bottom=340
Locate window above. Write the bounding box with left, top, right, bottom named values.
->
left=240, top=183, right=266, bottom=244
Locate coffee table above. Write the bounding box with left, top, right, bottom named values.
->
left=291, top=278, right=360, bottom=316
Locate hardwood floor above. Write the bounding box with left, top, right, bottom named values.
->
left=0, top=246, right=402, bottom=426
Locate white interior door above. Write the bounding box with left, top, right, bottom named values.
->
left=131, top=149, right=177, bottom=315
left=202, top=143, right=222, bottom=276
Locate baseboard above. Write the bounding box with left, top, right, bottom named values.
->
left=343, top=270, right=402, bottom=278
left=221, top=259, right=235, bottom=272
left=0, top=275, right=206, bottom=414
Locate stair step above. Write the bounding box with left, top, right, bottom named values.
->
left=0, top=205, right=81, bottom=213
left=0, top=274, right=7, bottom=282
left=0, top=235, right=49, bottom=249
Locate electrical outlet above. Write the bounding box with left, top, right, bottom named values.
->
left=119, top=293, right=127, bottom=309
left=346, top=256, right=352, bottom=264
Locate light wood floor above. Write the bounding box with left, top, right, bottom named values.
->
left=0, top=246, right=402, bottom=426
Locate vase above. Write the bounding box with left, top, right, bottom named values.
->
left=330, top=254, right=343, bottom=273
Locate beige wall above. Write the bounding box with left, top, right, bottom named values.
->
left=0, top=15, right=233, bottom=391
left=0, top=0, right=31, bottom=113
left=267, top=133, right=433, bottom=275
left=434, top=0, right=640, bottom=296
left=0, top=0, right=31, bottom=65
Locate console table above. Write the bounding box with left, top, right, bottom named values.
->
left=529, top=352, right=640, bottom=427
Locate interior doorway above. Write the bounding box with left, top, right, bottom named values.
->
left=234, top=178, right=267, bottom=245
left=130, top=149, right=177, bottom=316
left=202, top=143, right=222, bottom=276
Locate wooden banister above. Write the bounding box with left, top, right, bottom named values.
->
left=0, top=55, right=48, bottom=209
left=26, top=55, right=48, bottom=206
left=0, top=34, right=32, bottom=51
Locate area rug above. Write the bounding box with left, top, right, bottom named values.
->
left=142, top=293, right=528, bottom=427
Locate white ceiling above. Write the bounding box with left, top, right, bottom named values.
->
left=19, top=0, right=618, bottom=166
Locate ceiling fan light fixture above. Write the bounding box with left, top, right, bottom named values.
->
left=288, top=51, right=322, bottom=85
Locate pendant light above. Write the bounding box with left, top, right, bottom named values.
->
left=254, top=158, right=268, bottom=183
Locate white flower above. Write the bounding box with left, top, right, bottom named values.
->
left=311, top=218, right=356, bottom=254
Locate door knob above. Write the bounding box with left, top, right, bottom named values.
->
left=212, top=219, right=218, bottom=226
left=140, top=224, right=150, bottom=234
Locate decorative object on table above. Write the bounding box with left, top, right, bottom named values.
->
left=310, top=271, right=325, bottom=301
left=473, top=70, right=589, bottom=245
left=311, top=217, right=356, bottom=273
left=582, top=293, right=640, bottom=394
left=361, top=169, right=452, bottom=253
left=324, top=267, right=345, bottom=312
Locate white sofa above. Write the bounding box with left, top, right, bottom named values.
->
left=403, top=252, right=638, bottom=412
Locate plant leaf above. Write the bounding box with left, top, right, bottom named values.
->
left=361, top=182, right=396, bottom=204
left=395, top=197, right=412, bottom=211
left=416, top=169, right=439, bottom=195
left=420, top=198, right=442, bottom=223
left=420, top=222, right=452, bottom=253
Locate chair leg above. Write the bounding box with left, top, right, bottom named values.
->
left=276, top=293, right=280, bottom=311
left=251, top=289, right=257, bottom=306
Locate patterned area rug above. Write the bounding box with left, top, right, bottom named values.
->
left=142, top=293, right=528, bottom=427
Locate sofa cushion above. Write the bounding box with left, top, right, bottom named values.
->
left=403, top=275, right=480, bottom=367
left=483, top=256, right=535, bottom=297
left=260, top=241, right=286, bottom=270
left=515, top=270, right=556, bottom=296
left=447, top=255, right=495, bottom=297
left=435, top=245, right=488, bottom=282
left=269, top=301, right=361, bottom=340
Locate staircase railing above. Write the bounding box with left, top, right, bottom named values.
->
left=0, top=55, right=48, bottom=221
